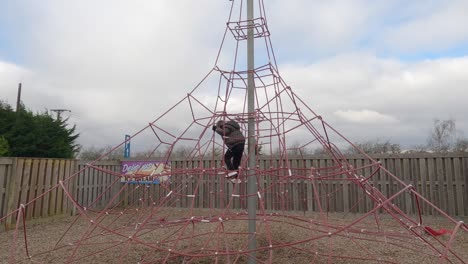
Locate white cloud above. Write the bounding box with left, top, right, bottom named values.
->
left=266, top=0, right=468, bottom=57
left=0, top=61, right=30, bottom=106
left=1, top=0, right=468, bottom=151
left=279, top=54, right=468, bottom=146
left=334, top=109, right=399, bottom=124
left=267, top=0, right=388, bottom=53
left=0, top=0, right=229, bottom=147
left=381, top=0, right=468, bottom=53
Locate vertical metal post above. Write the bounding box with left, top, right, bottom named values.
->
left=247, top=0, right=257, bottom=263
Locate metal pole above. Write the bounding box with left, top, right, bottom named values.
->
left=247, top=0, right=257, bottom=263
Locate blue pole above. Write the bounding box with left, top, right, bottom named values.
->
left=124, top=135, right=131, bottom=158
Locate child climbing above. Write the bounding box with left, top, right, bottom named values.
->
left=212, top=119, right=245, bottom=180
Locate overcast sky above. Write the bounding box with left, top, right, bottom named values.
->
left=1, top=0, right=467, bottom=151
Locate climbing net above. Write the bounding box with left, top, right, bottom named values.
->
left=2, top=0, right=467, bottom=263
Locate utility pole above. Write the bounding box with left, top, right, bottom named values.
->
left=16, top=83, right=22, bottom=113
left=51, top=109, right=71, bottom=121
left=15, top=82, right=23, bottom=128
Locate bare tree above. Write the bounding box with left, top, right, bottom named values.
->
left=427, top=119, right=456, bottom=153
left=78, top=145, right=124, bottom=161
left=255, top=141, right=263, bottom=156
left=170, top=145, right=194, bottom=159
left=346, top=139, right=401, bottom=154
left=453, top=138, right=468, bottom=153
left=286, top=141, right=311, bottom=157
left=312, top=147, right=327, bottom=155
left=407, top=144, right=428, bottom=153
left=208, top=146, right=223, bottom=158
left=132, top=148, right=166, bottom=160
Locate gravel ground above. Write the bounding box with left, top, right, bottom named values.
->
left=1, top=208, right=467, bottom=264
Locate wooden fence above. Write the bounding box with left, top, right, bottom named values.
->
left=167, top=154, right=468, bottom=217
left=0, top=158, right=77, bottom=228
left=74, top=161, right=122, bottom=210
left=1, top=154, right=467, bottom=229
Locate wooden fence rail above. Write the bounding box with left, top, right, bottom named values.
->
left=1, top=154, right=467, bottom=229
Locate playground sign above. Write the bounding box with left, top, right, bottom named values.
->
left=120, top=161, right=171, bottom=184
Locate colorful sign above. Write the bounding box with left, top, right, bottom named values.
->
left=120, top=161, right=171, bottom=184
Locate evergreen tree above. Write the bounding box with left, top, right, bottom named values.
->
left=0, top=100, right=80, bottom=158
left=0, top=136, right=9, bottom=156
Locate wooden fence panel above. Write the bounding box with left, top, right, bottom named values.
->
left=41, top=159, right=53, bottom=218
left=1, top=154, right=467, bottom=229
left=57, top=160, right=66, bottom=214
left=18, top=159, right=31, bottom=216
left=0, top=158, right=13, bottom=221
left=75, top=161, right=121, bottom=210
left=4, top=158, right=19, bottom=228
left=464, top=157, right=468, bottom=216
left=446, top=157, right=455, bottom=216
left=0, top=158, right=78, bottom=229
left=26, top=159, right=39, bottom=220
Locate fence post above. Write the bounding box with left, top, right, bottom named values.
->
left=4, top=158, right=18, bottom=230
left=69, top=160, right=79, bottom=216
left=464, top=156, right=468, bottom=216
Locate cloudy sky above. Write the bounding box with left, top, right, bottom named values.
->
left=1, top=0, right=467, bottom=151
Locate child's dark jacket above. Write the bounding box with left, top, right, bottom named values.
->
left=215, top=120, right=245, bottom=149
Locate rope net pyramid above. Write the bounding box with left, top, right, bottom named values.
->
left=3, top=0, right=468, bottom=263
